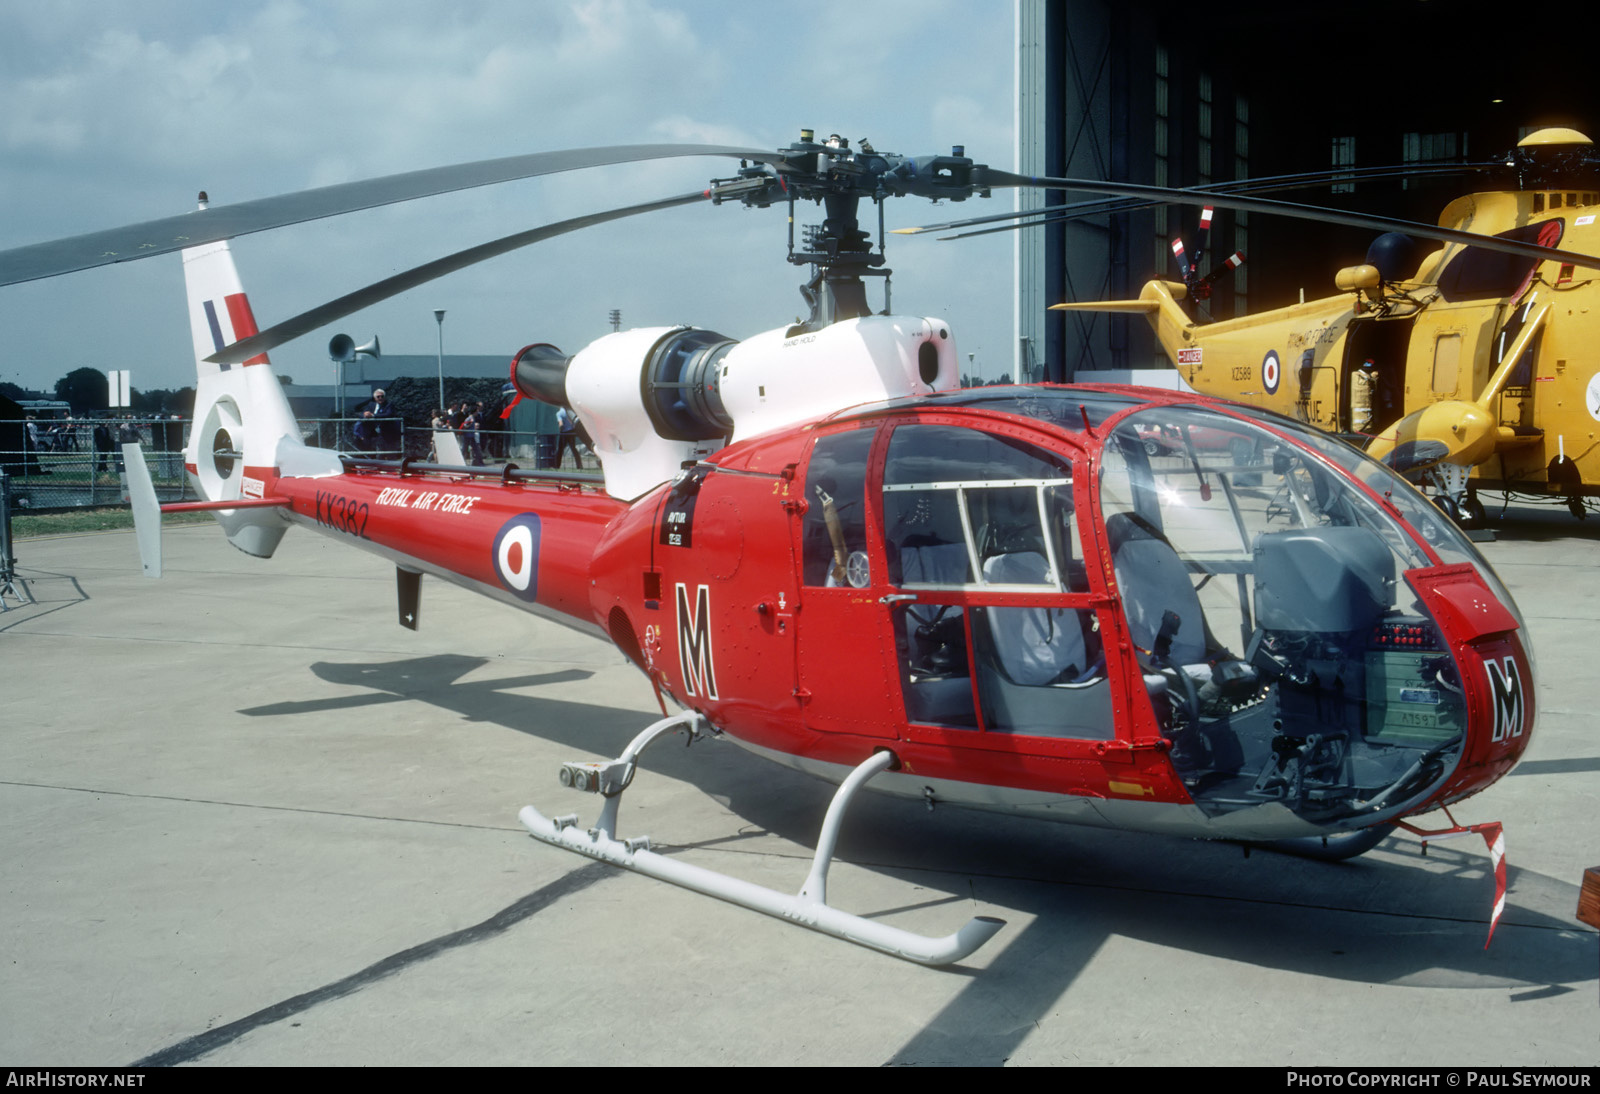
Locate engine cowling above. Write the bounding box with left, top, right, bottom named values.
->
left=509, top=314, right=961, bottom=500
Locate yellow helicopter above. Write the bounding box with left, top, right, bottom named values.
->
left=1047, top=127, right=1600, bottom=525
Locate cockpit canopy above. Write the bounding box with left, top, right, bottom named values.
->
left=798, top=390, right=1522, bottom=836
left=1098, top=404, right=1510, bottom=828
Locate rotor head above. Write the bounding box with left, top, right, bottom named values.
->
left=707, top=129, right=995, bottom=331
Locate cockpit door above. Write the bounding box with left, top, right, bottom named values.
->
left=793, top=423, right=902, bottom=739
left=875, top=421, right=1114, bottom=742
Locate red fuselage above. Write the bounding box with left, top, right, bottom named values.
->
left=238, top=385, right=1534, bottom=841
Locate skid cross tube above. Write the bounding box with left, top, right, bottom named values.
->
left=519, top=719, right=1005, bottom=966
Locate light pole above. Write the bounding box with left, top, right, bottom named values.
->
left=434, top=309, right=447, bottom=409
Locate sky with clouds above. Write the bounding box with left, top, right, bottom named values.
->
left=0, top=0, right=1018, bottom=396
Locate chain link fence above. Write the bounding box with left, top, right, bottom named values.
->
left=2, top=417, right=591, bottom=511
left=2, top=418, right=190, bottom=510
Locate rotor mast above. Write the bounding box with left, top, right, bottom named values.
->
left=710, top=128, right=990, bottom=333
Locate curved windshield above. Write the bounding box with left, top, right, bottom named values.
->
left=1236, top=408, right=1529, bottom=653
left=1099, top=406, right=1466, bottom=831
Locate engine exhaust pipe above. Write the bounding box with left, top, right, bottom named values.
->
left=509, top=343, right=572, bottom=408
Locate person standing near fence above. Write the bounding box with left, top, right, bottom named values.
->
left=370, top=389, right=401, bottom=458
left=461, top=406, right=485, bottom=466
left=555, top=406, right=581, bottom=469
left=158, top=416, right=182, bottom=478
left=22, top=416, right=45, bottom=476
left=92, top=420, right=113, bottom=474
left=115, top=418, right=141, bottom=473
left=351, top=412, right=374, bottom=452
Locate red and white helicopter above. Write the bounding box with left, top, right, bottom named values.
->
left=2, top=133, right=1536, bottom=964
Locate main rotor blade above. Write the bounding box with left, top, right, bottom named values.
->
left=0, top=144, right=780, bottom=288
left=207, top=189, right=710, bottom=364
left=979, top=168, right=1600, bottom=272
left=905, top=162, right=1496, bottom=237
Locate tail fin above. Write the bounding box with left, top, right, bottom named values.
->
left=180, top=193, right=337, bottom=557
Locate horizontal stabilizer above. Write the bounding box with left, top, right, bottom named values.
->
left=160, top=498, right=292, bottom=513
left=1050, top=299, right=1161, bottom=314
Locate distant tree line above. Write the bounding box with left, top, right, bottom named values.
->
left=5, top=365, right=521, bottom=429
left=960, top=372, right=1014, bottom=388
left=1, top=367, right=195, bottom=416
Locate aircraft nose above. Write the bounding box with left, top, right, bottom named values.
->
left=1370, top=401, right=1497, bottom=472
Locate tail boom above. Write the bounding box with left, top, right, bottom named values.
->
left=261, top=465, right=628, bottom=638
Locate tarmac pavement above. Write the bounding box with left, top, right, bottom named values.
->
left=1, top=512, right=1596, bottom=1066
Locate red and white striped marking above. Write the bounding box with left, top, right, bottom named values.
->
left=1481, top=822, right=1506, bottom=948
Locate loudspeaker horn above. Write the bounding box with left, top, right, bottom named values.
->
left=328, top=334, right=381, bottom=362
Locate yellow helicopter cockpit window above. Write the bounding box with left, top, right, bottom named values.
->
left=1438, top=218, right=1563, bottom=302
left=1099, top=407, right=1471, bottom=833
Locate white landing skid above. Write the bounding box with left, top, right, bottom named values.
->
left=518, top=712, right=1005, bottom=966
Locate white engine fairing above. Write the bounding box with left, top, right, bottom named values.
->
left=722, top=315, right=959, bottom=439
left=564, top=326, right=726, bottom=503
left=565, top=314, right=960, bottom=500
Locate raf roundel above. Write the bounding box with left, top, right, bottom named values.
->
left=1262, top=350, right=1281, bottom=395
left=492, top=514, right=542, bottom=601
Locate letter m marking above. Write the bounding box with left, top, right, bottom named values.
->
left=1486, top=656, right=1525, bottom=742
left=675, top=582, right=718, bottom=700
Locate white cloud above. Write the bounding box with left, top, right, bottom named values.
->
left=0, top=0, right=1018, bottom=395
